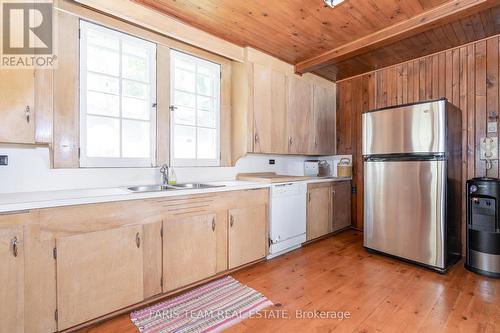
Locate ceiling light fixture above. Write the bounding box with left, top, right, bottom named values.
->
left=323, top=0, right=344, bottom=8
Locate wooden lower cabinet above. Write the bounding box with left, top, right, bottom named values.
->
left=306, top=183, right=332, bottom=241
left=0, top=226, right=24, bottom=333
left=228, top=205, right=267, bottom=269
left=163, top=214, right=218, bottom=292
left=332, top=181, right=352, bottom=232
left=307, top=181, right=352, bottom=241
left=56, top=225, right=145, bottom=330
left=0, top=189, right=269, bottom=332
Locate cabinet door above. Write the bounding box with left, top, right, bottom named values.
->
left=56, top=225, right=144, bottom=330
left=0, top=226, right=24, bottom=333
left=0, top=69, right=35, bottom=143
left=253, top=64, right=287, bottom=154
left=163, top=214, right=217, bottom=291
left=312, top=84, right=336, bottom=155
left=306, top=185, right=332, bottom=241
left=287, top=75, right=313, bottom=154
left=332, top=181, right=352, bottom=231
left=253, top=63, right=272, bottom=153
left=228, top=205, right=267, bottom=269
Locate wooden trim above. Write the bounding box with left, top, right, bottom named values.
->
left=335, top=33, right=500, bottom=83
left=69, top=0, right=244, bottom=62
left=295, top=0, right=496, bottom=74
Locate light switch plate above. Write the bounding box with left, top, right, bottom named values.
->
left=487, top=121, right=497, bottom=133
left=0, top=155, right=8, bottom=166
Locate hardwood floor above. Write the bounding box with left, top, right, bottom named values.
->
left=80, top=230, right=500, bottom=333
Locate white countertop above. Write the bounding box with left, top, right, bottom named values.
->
left=0, top=177, right=351, bottom=213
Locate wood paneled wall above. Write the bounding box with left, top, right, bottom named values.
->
left=337, top=35, right=500, bottom=235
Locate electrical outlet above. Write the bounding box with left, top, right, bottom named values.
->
left=0, top=155, right=8, bottom=166
left=269, top=159, right=275, bottom=165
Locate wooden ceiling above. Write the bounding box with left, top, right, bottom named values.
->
left=134, top=0, right=500, bottom=81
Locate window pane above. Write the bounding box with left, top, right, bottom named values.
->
left=196, top=74, right=212, bottom=96
left=87, top=72, right=119, bottom=95
left=123, top=79, right=148, bottom=99
left=174, top=125, right=196, bottom=159
left=122, top=120, right=150, bottom=158
left=122, top=54, right=148, bottom=82
left=198, top=64, right=215, bottom=76
left=87, top=45, right=119, bottom=76
left=87, top=29, right=119, bottom=50
left=122, top=96, right=149, bottom=120
left=86, top=115, right=120, bottom=157
left=123, top=42, right=149, bottom=58
left=174, top=56, right=195, bottom=71
left=87, top=91, right=119, bottom=117
left=174, top=68, right=195, bottom=93
left=175, top=107, right=196, bottom=126
left=174, top=91, right=195, bottom=108
left=197, top=128, right=217, bottom=159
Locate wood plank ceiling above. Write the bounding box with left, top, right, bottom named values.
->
left=134, top=0, right=500, bottom=81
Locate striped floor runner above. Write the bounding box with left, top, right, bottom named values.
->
left=130, top=276, right=273, bottom=333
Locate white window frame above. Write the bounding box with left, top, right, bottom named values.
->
left=170, top=49, right=221, bottom=167
left=79, top=20, right=157, bottom=168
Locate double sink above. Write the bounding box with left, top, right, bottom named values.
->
left=127, top=183, right=224, bottom=193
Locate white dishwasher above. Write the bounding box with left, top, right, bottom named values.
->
left=267, top=182, right=307, bottom=259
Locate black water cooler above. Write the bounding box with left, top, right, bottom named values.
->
left=466, top=178, right=500, bottom=278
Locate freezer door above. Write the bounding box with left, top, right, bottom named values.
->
left=362, top=100, right=446, bottom=155
left=364, top=160, right=446, bottom=269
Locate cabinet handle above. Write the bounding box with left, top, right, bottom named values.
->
left=230, top=215, right=234, bottom=227
left=308, top=192, right=311, bottom=202
left=212, top=218, right=216, bottom=232
left=135, top=233, right=141, bottom=248
left=11, top=236, right=18, bottom=257
left=289, top=137, right=293, bottom=146
left=25, top=105, right=30, bottom=123
left=332, top=190, right=336, bottom=195
left=254, top=133, right=259, bottom=143
left=169, top=105, right=178, bottom=111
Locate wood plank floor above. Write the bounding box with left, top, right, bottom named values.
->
left=80, top=230, right=500, bottom=333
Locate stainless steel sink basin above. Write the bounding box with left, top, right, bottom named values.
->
left=127, top=183, right=225, bottom=192
left=127, top=185, right=176, bottom=193
left=169, top=183, right=225, bottom=189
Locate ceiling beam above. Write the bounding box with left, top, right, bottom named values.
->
left=295, top=0, right=499, bottom=75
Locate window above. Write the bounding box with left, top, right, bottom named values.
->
left=170, top=50, right=221, bottom=167
left=79, top=21, right=157, bottom=167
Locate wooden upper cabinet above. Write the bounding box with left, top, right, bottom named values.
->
left=228, top=204, right=267, bottom=269
left=163, top=214, right=218, bottom=292
left=332, top=181, right=352, bottom=232
left=286, top=75, right=313, bottom=154
left=56, top=225, right=144, bottom=330
left=0, top=226, right=24, bottom=333
left=307, top=183, right=332, bottom=241
left=312, top=84, right=336, bottom=155
left=252, top=64, right=287, bottom=154
left=0, top=69, right=35, bottom=144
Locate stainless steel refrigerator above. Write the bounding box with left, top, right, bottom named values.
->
left=362, top=99, right=462, bottom=272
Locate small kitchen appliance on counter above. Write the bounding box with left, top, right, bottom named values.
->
left=304, top=160, right=331, bottom=177
left=466, top=177, right=500, bottom=278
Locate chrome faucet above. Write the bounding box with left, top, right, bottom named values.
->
left=160, top=164, right=169, bottom=185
